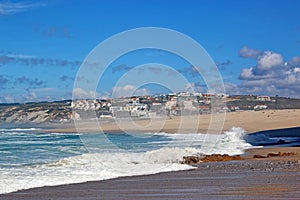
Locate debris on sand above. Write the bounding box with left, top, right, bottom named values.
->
left=182, top=154, right=244, bottom=164
left=253, top=152, right=297, bottom=159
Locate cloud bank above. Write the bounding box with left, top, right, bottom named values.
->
left=229, top=46, right=300, bottom=97
left=112, top=85, right=150, bottom=98
left=0, top=53, right=81, bottom=67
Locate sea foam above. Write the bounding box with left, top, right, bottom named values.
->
left=0, top=127, right=253, bottom=194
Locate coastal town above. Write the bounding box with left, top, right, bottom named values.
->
left=70, top=93, right=270, bottom=120
left=1, top=93, right=300, bottom=124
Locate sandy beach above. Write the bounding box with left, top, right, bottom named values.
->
left=1, top=109, right=300, bottom=199
left=51, top=109, right=300, bottom=134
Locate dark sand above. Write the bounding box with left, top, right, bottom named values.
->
left=1, top=147, right=300, bottom=200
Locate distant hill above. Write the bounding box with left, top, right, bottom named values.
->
left=1, top=95, right=300, bottom=124
left=0, top=101, right=72, bottom=124
left=226, top=95, right=300, bottom=110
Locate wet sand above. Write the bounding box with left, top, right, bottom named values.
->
left=1, top=148, right=300, bottom=200
left=2, top=150, right=300, bottom=199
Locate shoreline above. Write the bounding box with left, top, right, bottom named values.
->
left=1, top=109, right=300, bottom=199
left=1, top=147, right=299, bottom=199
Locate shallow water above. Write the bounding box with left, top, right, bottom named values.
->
left=244, top=127, right=300, bottom=147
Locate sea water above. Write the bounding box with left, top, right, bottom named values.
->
left=0, top=127, right=253, bottom=194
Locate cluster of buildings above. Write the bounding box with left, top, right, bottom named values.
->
left=69, top=93, right=274, bottom=120
left=71, top=99, right=111, bottom=111
left=70, top=92, right=226, bottom=120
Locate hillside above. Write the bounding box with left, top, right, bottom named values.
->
left=0, top=101, right=72, bottom=124
left=226, top=95, right=300, bottom=110
left=1, top=95, right=300, bottom=124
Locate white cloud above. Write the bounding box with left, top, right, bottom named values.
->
left=25, top=92, right=37, bottom=101
left=6, top=53, right=36, bottom=59
left=73, top=88, right=98, bottom=99
left=240, top=67, right=254, bottom=79
left=31, top=87, right=57, bottom=92
left=0, top=1, right=43, bottom=15
left=294, top=67, right=300, bottom=73
left=236, top=48, right=300, bottom=97
left=112, top=85, right=150, bottom=98
left=0, top=86, right=73, bottom=103
left=185, top=83, right=195, bottom=93
left=288, top=56, right=300, bottom=67
left=257, top=51, right=284, bottom=69
left=0, top=90, right=58, bottom=103
left=239, top=46, right=262, bottom=58
left=240, top=51, right=285, bottom=80
left=0, top=94, right=15, bottom=103
left=184, top=82, right=206, bottom=93
left=239, top=67, right=273, bottom=80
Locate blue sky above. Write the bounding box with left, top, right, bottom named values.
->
left=1, top=0, right=300, bottom=103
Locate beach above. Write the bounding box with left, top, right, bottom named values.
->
left=1, top=148, right=300, bottom=200
left=2, top=0, right=300, bottom=199
left=1, top=109, right=300, bottom=199
left=51, top=109, right=300, bottom=134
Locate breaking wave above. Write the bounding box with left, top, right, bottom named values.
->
left=0, top=127, right=253, bottom=194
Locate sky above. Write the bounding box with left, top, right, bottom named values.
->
left=1, top=0, right=300, bottom=103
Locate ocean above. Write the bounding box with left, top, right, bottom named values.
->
left=0, top=126, right=299, bottom=194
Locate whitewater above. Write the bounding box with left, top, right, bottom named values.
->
left=0, top=127, right=253, bottom=194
